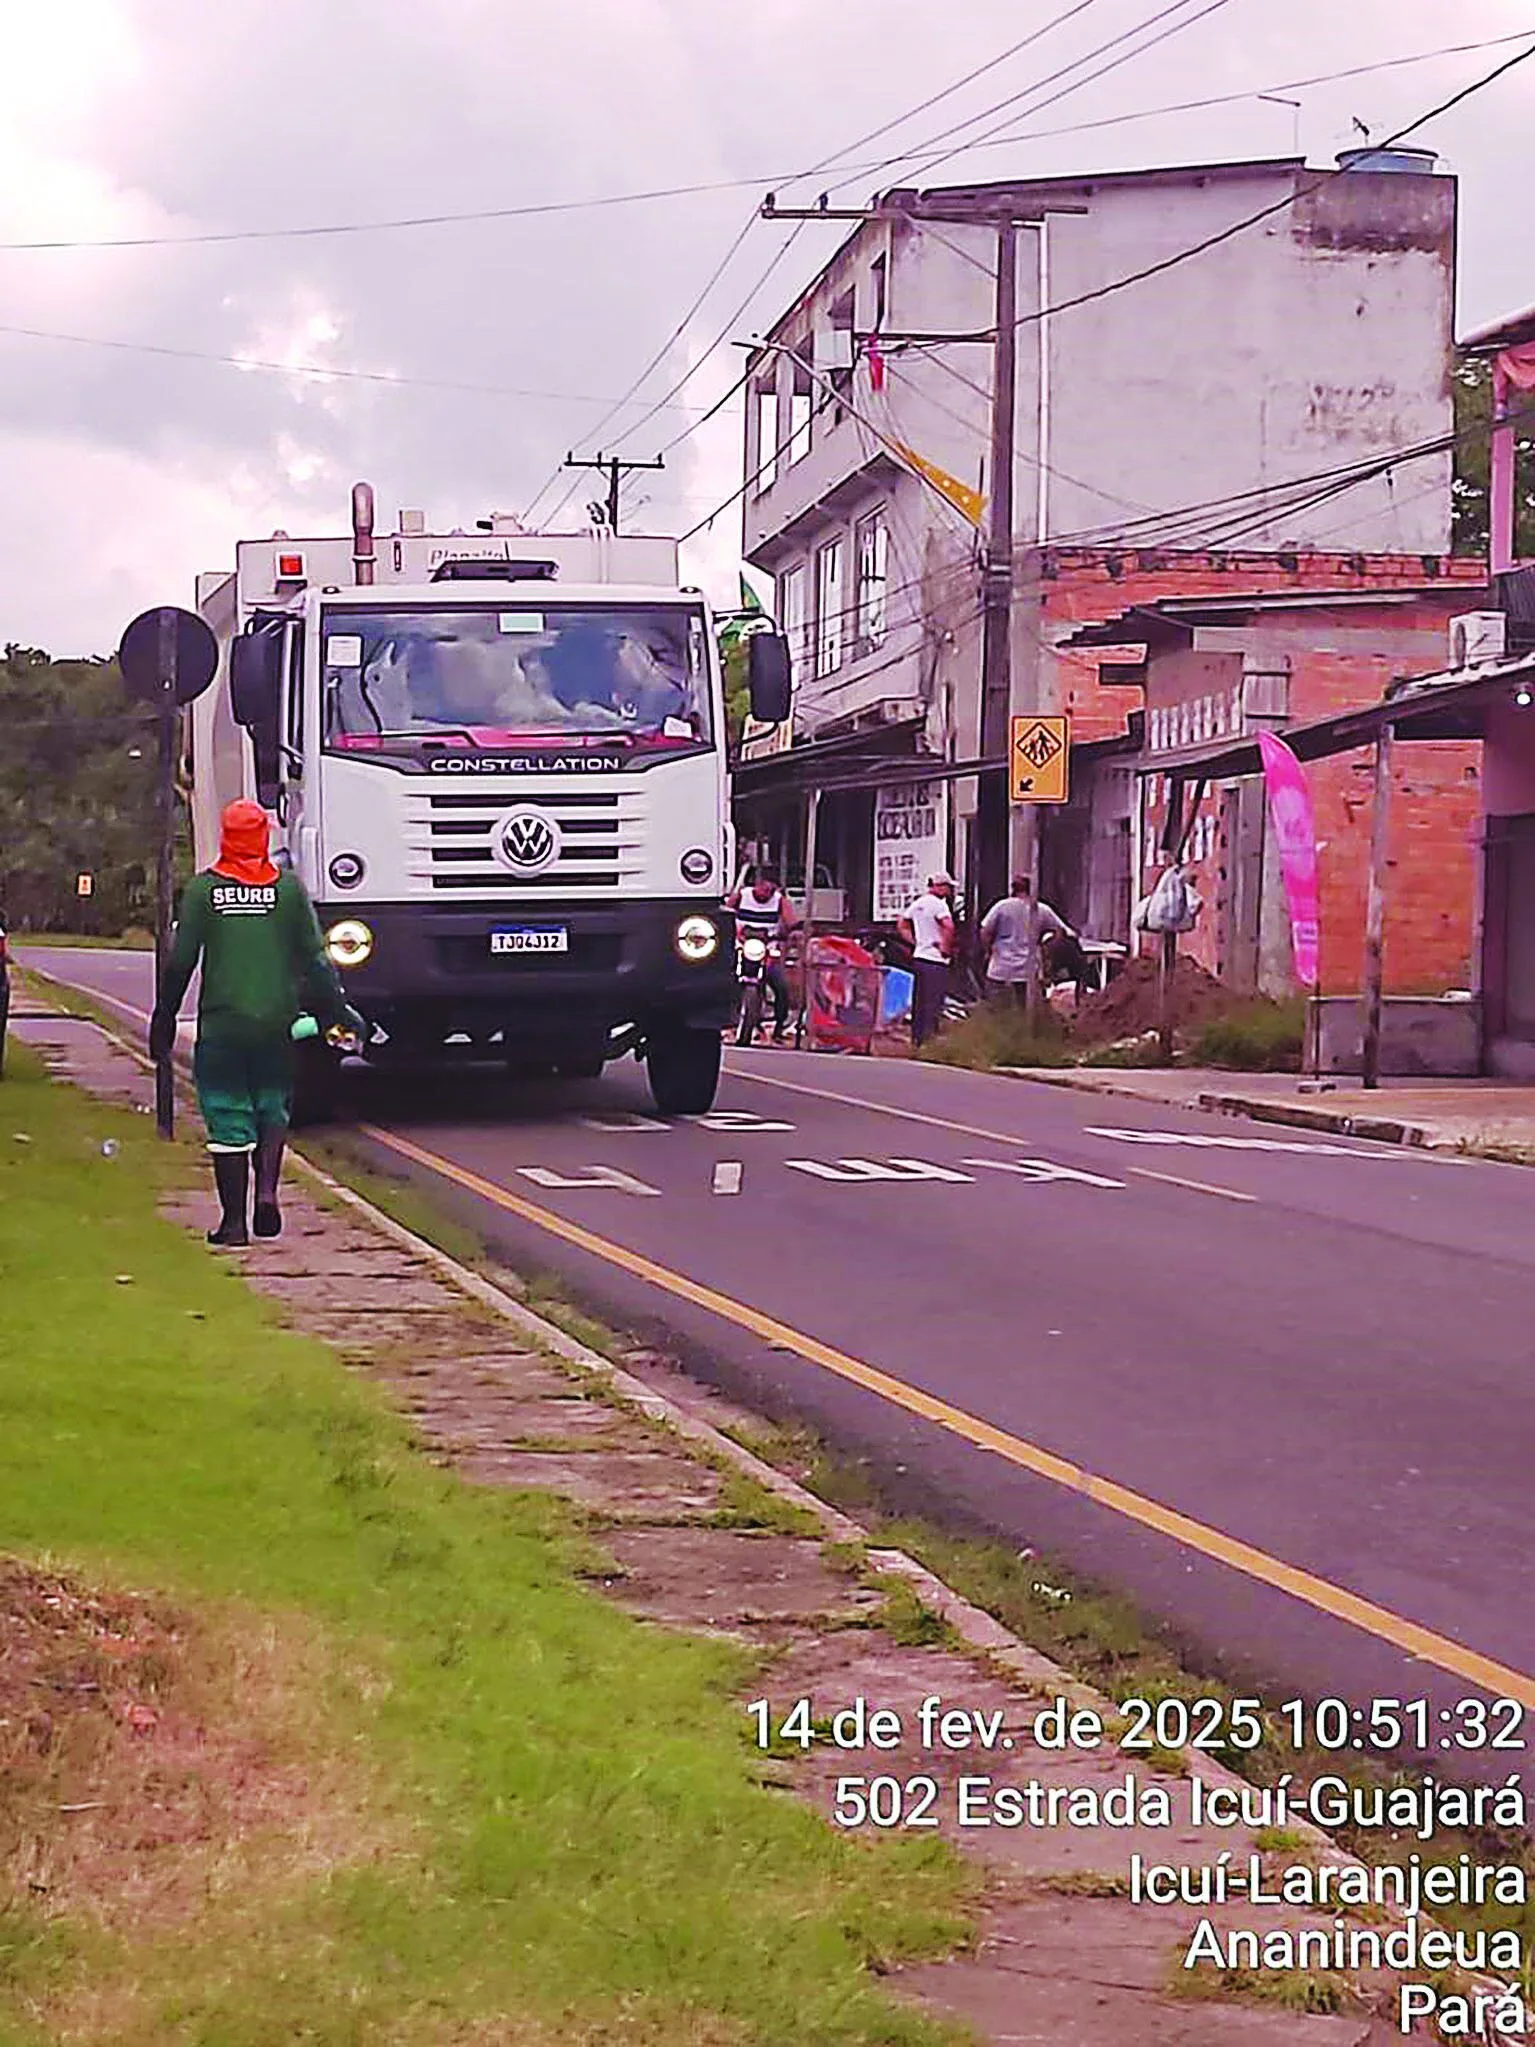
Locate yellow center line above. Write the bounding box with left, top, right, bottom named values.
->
left=1130, top=1166, right=1257, bottom=1204
left=361, top=1119, right=1535, bottom=1709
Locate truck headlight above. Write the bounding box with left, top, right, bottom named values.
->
left=674, top=914, right=719, bottom=963
left=325, top=918, right=374, bottom=968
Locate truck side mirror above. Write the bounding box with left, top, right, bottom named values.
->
left=230, top=633, right=281, bottom=731
left=747, top=631, right=792, bottom=725
left=230, top=632, right=283, bottom=806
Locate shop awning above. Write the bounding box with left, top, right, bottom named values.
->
left=1143, top=653, right=1535, bottom=784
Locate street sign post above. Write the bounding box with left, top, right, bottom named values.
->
left=117, top=606, right=218, bottom=1140
left=1009, top=714, right=1071, bottom=805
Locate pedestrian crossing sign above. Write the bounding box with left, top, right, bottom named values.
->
left=1009, top=714, right=1070, bottom=803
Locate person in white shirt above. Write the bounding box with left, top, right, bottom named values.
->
left=899, top=874, right=956, bottom=1047
left=979, top=874, right=1071, bottom=1006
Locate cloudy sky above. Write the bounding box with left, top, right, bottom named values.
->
left=2, top=0, right=1532, bottom=655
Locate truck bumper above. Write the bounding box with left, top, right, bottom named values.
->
left=315, top=899, right=736, bottom=1053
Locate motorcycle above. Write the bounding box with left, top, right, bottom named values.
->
left=735, top=934, right=782, bottom=1046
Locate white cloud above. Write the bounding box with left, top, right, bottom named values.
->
left=0, top=0, right=1529, bottom=649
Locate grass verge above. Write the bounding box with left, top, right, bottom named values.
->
left=0, top=1046, right=970, bottom=2046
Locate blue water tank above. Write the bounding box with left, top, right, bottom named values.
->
left=1335, top=146, right=1440, bottom=175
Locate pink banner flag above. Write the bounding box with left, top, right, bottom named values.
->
left=1256, top=729, right=1320, bottom=988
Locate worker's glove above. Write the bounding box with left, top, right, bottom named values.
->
left=148, top=1006, right=176, bottom=1062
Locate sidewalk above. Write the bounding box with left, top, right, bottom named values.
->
left=7, top=1006, right=1437, bottom=2045
left=999, top=1063, right=1535, bottom=1161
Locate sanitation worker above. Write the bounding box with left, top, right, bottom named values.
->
left=149, top=800, right=362, bottom=1247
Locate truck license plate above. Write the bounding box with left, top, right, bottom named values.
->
left=490, top=927, right=569, bottom=956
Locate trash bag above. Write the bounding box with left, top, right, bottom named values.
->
left=1135, top=864, right=1202, bottom=935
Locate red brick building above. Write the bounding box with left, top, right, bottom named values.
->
left=1043, top=550, right=1489, bottom=997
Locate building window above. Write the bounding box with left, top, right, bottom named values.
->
left=829, top=289, right=855, bottom=421
left=870, top=253, right=888, bottom=332
left=853, top=508, right=888, bottom=656
left=754, top=382, right=778, bottom=494
left=789, top=355, right=813, bottom=466
left=778, top=563, right=807, bottom=676
left=815, top=537, right=843, bottom=679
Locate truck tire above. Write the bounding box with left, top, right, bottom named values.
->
left=645, top=1026, right=721, bottom=1116
left=290, top=1040, right=342, bottom=1128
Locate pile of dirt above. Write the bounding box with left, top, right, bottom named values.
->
left=1068, top=954, right=1235, bottom=1045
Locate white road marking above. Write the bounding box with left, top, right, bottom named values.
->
left=1086, top=1125, right=1413, bottom=1158
left=784, top=1157, right=975, bottom=1184
left=1129, top=1167, right=1258, bottom=1204
left=962, top=1156, right=1125, bottom=1190
left=712, top=1162, right=744, bottom=1195
left=579, top=1112, right=666, bottom=1132
left=517, top=1165, right=662, bottom=1196
left=687, top=1110, right=797, bottom=1133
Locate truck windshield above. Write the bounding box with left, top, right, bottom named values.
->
left=322, top=603, right=713, bottom=752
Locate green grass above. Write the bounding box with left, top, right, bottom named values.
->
left=0, top=1048, right=970, bottom=2046
left=919, top=1005, right=1074, bottom=1072
left=1190, top=999, right=1305, bottom=1072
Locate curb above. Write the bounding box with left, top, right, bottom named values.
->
left=998, top=1063, right=1445, bottom=1152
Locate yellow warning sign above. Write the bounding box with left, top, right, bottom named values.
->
left=1009, top=715, right=1070, bottom=804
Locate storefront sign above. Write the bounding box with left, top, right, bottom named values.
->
left=873, top=782, right=948, bottom=922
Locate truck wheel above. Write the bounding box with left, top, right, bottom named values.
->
left=290, top=1040, right=342, bottom=1128
left=645, top=1026, right=721, bottom=1116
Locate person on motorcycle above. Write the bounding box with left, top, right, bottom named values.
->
left=726, top=865, right=797, bottom=1043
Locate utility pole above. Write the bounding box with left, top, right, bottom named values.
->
left=563, top=451, right=665, bottom=536
left=759, top=194, right=1073, bottom=933
left=976, top=219, right=1019, bottom=929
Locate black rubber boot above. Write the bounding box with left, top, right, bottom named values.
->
left=208, top=1152, right=250, bottom=1247
left=252, top=1129, right=286, bottom=1239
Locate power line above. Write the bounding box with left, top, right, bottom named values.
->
left=521, top=213, right=760, bottom=524
left=1004, top=37, right=1535, bottom=335
left=0, top=29, right=1524, bottom=259
left=0, top=319, right=721, bottom=412
left=827, top=0, right=1239, bottom=196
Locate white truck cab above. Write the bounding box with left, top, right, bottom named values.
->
left=191, top=486, right=791, bottom=1117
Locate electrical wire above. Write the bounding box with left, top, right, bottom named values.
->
left=1003, top=37, right=1535, bottom=336
left=826, top=0, right=1240, bottom=196
left=0, top=29, right=1524, bottom=255
left=520, top=211, right=759, bottom=524
left=0, top=319, right=722, bottom=412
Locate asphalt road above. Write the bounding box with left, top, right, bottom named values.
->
left=23, top=943, right=1535, bottom=1764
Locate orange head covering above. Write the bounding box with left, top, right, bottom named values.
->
left=212, top=800, right=280, bottom=886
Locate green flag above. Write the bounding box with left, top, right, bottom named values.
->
left=739, top=573, right=765, bottom=614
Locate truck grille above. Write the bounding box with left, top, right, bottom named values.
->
left=403, top=789, right=644, bottom=896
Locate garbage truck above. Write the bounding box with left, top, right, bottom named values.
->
left=190, top=484, right=792, bottom=1118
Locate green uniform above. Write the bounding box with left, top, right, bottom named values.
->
left=161, top=872, right=346, bottom=1150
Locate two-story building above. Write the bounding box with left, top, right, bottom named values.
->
left=734, top=149, right=1459, bottom=928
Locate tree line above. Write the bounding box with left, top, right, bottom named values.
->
left=0, top=645, right=164, bottom=934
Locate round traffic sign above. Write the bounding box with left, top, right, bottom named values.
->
left=118, top=606, right=219, bottom=706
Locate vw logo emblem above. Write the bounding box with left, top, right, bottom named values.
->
left=493, top=806, right=561, bottom=875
